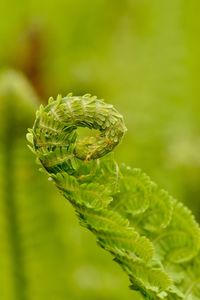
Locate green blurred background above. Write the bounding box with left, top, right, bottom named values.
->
left=0, top=1, right=200, bottom=299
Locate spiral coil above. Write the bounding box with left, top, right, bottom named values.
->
left=27, top=94, right=200, bottom=300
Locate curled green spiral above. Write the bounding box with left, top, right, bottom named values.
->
left=31, top=94, right=126, bottom=168
left=27, top=94, right=200, bottom=300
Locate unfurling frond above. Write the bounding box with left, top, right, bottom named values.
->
left=28, top=94, right=200, bottom=299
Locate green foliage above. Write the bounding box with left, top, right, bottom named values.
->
left=28, top=94, right=200, bottom=299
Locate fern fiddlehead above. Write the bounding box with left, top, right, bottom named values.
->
left=27, top=94, right=200, bottom=300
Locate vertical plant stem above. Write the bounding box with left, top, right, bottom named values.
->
left=4, top=98, right=27, bottom=300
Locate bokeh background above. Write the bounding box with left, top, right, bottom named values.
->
left=0, top=1, right=200, bottom=299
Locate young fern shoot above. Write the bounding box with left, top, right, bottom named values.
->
left=27, top=94, right=200, bottom=300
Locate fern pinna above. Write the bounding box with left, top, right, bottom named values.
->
left=27, top=94, right=200, bottom=300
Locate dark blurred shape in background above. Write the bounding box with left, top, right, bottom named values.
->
left=13, top=22, right=46, bottom=98
left=0, top=0, right=200, bottom=299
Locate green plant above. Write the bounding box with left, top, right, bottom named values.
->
left=27, top=94, right=200, bottom=300
left=0, top=70, right=38, bottom=300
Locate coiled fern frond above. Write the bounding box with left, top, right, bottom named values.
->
left=27, top=94, right=200, bottom=300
